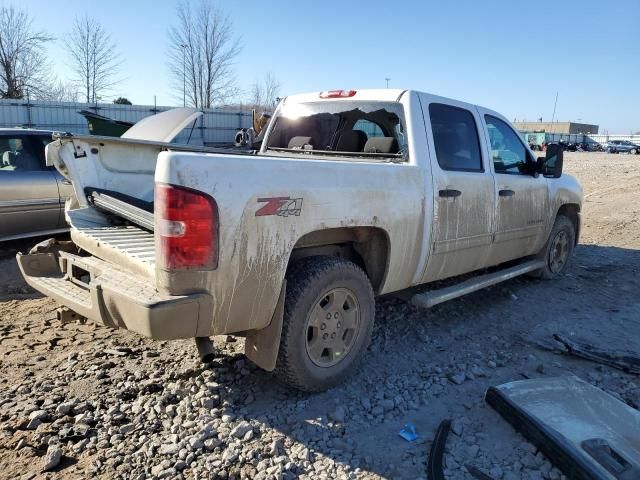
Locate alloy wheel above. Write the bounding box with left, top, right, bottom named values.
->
left=305, top=288, right=360, bottom=367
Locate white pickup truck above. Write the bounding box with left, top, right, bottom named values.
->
left=18, top=89, right=582, bottom=391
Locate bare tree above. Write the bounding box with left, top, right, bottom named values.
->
left=249, top=72, right=281, bottom=111
left=168, top=0, right=241, bottom=108
left=66, top=15, right=121, bottom=103
left=40, top=80, right=79, bottom=102
left=0, top=6, right=53, bottom=99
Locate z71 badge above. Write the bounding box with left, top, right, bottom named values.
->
left=255, top=197, right=303, bottom=217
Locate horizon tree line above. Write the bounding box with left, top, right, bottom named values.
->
left=0, top=1, right=280, bottom=109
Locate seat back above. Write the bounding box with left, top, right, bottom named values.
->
left=336, top=129, right=367, bottom=152
left=288, top=136, right=314, bottom=149
left=363, top=137, right=399, bottom=154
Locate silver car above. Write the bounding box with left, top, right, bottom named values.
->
left=0, top=129, right=73, bottom=241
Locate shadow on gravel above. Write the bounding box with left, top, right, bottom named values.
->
left=189, top=243, right=640, bottom=479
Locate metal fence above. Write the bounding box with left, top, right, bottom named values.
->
left=0, top=99, right=253, bottom=146
left=520, top=131, right=640, bottom=147
left=586, top=134, right=640, bottom=145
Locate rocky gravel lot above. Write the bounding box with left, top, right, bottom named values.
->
left=1, top=152, right=639, bottom=480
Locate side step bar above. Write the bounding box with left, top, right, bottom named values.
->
left=409, top=259, right=545, bottom=309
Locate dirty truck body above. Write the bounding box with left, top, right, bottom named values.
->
left=18, top=90, right=582, bottom=391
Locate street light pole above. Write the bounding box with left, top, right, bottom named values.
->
left=181, top=44, right=187, bottom=107
left=385, top=77, right=390, bottom=88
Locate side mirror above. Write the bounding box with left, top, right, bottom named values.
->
left=542, top=142, right=563, bottom=178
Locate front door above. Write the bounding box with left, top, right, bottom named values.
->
left=480, top=113, right=549, bottom=265
left=419, top=98, right=496, bottom=282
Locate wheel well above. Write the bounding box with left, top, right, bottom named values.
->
left=557, top=203, right=580, bottom=244
left=289, top=227, right=390, bottom=292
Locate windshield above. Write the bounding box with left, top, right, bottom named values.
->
left=265, top=100, right=408, bottom=160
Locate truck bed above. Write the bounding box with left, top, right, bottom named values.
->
left=68, top=207, right=155, bottom=278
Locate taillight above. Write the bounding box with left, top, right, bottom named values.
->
left=319, top=90, right=357, bottom=99
left=155, top=183, right=218, bottom=270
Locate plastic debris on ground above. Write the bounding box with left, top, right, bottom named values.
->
left=399, top=423, right=418, bottom=442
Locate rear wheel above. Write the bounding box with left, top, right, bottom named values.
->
left=630, top=148, right=638, bottom=155
left=274, top=256, right=375, bottom=392
left=531, top=215, right=575, bottom=280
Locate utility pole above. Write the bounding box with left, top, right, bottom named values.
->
left=385, top=77, right=390, bottom=88
left=551, top=91, right=558, bottom=124
left=181, top=44, right=187, bottom=107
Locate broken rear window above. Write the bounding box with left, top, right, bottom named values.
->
left=265, top=101, right=408, bottom=160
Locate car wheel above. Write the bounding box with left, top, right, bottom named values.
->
left=530, top=215, right=575, bottom=280
left=274, top=256, right=375, bottom=392
left=630, top=148, right=638, bottom=155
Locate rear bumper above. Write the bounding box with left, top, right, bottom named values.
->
left=17, top=251, right=213, bottom=340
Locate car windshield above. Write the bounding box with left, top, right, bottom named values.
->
left=265, top=100, right=408, bottom=161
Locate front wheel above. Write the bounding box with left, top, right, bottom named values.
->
left=274, top=256, right=375, bottom=392
left=531, top=215, right=576, bottom=280
left=630, top=148, right=638, bottom=155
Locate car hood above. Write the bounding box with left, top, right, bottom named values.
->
left=121, top=108, right=202, bottom=143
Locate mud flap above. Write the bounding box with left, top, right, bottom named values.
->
left=244, top=280, right=286, bottom=372
left=486, top=376, right=640, bottom=480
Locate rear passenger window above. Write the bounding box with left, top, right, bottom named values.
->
left=429, top=103, right=483, bottom=172
left=0, top=136, right=45, bottom=171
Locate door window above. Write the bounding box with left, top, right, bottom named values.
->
left=485, top=116, right=532, bottom=175
left=0, top=136, right=46, bottom=171
left=429, top=103, right=483, bottom=172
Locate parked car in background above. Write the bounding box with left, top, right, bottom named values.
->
left=0, top=129, right=74, bottom=241
left=606, top=140, right=640, bottom=154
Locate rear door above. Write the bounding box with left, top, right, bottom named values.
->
left=419, top=96, right=496, bottom=282
left=479, top=112, right=549, bottom=265
left=0, top=133, right=62, bottom=239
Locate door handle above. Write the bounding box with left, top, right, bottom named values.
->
left=499, top=189, right=515, bottom=197
left=61, top=179, right=72, bottom=185
left=438, top=189, right=462, bottom=198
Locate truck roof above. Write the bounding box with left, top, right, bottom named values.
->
left=283, top=89, right=408, bottom=104
left=281, top=89, right=496, bottom=117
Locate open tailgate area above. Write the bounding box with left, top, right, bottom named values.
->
left=45, top=133, right=163, bottom=273
left=67, top=207, right=156, bottom=278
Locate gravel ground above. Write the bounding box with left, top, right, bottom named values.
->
left=1, top=151, right=639, bottom=480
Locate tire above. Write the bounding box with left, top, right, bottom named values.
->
left=274, top=256, right=375, bottom=392
left=531, top=215, right=576, bottom=280
left=630, top=148, right=638, bottom=155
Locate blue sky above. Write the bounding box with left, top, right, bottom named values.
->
left=18, top=0, right=640, bottom=133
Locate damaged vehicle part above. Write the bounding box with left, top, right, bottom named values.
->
left=465, top=464, right=495, bottom=480
left=553, top=334, right=640, bottom=375
left=486, top=376, right=640, bottom=480
left=427, top=419, right=451, bottom=480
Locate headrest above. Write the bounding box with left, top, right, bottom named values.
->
left=336, top=130, right=367, bottom=152
left=364, top=137, right=399, bottom=154
left=2, top=151, right=18, bottom=167
left=288, top=136, right=314, bottom=149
